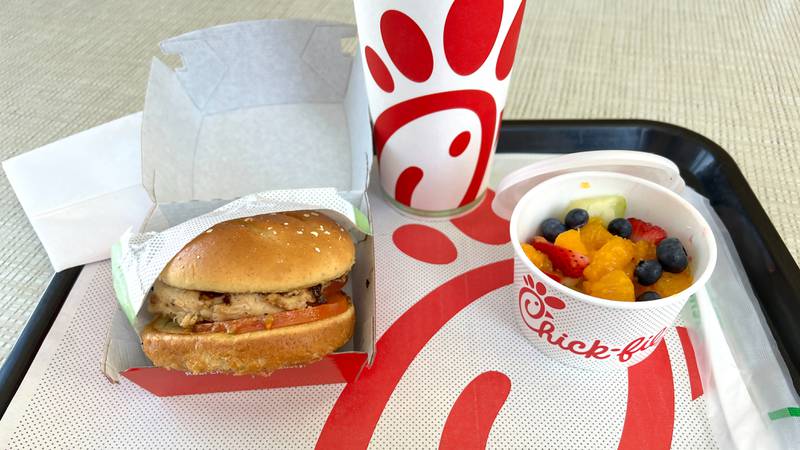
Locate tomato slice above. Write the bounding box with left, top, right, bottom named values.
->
left=271, top=291, right=348, bottom=329
left=324, top=280, right=346, bottom=296
left=192, top=291, right=349, bottom=334
left=192, top=316, right=271, bottom=334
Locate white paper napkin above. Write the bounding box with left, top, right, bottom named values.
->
left=3, top=113, right=153, bottom=271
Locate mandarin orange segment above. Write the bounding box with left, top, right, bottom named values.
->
left=583, top=236, right=636, bottom=281
left=651, top=269, right=693, bottom=297
left=580, top=217, right=613, bottom=253
left=622, top=262, right=635, bottom=280
left=554, top=229, right=589, bottom=256
left=634, top=240, right=657, bottom=262
left=533, top=208, right=694, bottom=301
left=522, top=242, right=553, bottom=272
left=582, top=269, right=635, bottom=302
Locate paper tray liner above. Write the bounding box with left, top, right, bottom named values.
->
left=1, top=155, right=718, bottom=449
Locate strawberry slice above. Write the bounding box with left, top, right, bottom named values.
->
left=627, top=218, right=667, bottom=245
left=532, top=237, right=590, bottom=278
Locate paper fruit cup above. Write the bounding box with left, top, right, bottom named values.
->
left=354, top=0, right=527, bottom=216
left=510, top=171, right=717, bottom=370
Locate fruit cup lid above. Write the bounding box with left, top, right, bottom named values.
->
left=491, top=150, right=685, bottom=219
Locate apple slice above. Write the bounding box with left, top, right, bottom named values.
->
left=564, top=195, right=627, bottom=225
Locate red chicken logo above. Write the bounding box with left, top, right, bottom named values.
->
left=518, top=274, right=566, bottom=320
left=360, top=0, right=526, bottom=210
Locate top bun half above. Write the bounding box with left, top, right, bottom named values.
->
left=158, top=211, right=355, bottom=293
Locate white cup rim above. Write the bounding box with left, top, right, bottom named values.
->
left=510, top=171, right=718, bottom=311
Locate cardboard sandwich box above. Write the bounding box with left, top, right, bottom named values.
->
left=102, top=20, right=376, bottom=396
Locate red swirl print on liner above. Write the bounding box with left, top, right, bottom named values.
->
left=618, top=341, right=675, bottom=450
left=443, top=0, right=504, bottom=76
left=364, top=46, right=394, bottom=92
left=315, top=182, right=687, bottom=446
left=439, top=371, right=511, bottom=450
left=315, top=259, right=513, bottom=450
left=373, top=90, right=497, bottom=207
left=380, top=10, right=434, bottom=82
left=393, top=224, right=457, bottom=265
left=676, top=326, right=703, bottom=400
left=450, top=189, right=510, bottom=245
left=495, top=0, right=526, bottom=80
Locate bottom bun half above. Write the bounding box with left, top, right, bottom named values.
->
left=141, top=303, right=355, bottom=375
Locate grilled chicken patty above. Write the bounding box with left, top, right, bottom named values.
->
left=148, top=280, right=320, bottom=328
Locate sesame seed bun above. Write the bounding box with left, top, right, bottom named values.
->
left=158, top=211, right=355, bottom=293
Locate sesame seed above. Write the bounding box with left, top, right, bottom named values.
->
left=303, top=213, right=310, bottom=217
left=297, top=230, right=303, bottom=234
left=339, top=227, right=344, bottom=232
left=314, top=247, right=320, bottom=253
left=324, top=231, right=330, bottom=235
left=283, top=223, right=289, bottom=226
left=196, top=255, right=201, bottom=259
left=310, top=231, right=319, bottom=237
left=244, top=217, right=254, bottom=222
left=267, top=227, right=272, bottom=230
left=311, top=212, right=319, bottom=216
left=272, top=231, right=277, bottom=235
left=205, top=229, right=213, bottom=233
left=319, top=225, right=324, bottom=230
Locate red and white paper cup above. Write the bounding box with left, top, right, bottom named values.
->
left=509, top=171, right=717, bottom=370
left=354, top=0, right=527, bottom=216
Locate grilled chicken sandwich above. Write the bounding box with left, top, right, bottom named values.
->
left=141, top=211, right=356, bottom=375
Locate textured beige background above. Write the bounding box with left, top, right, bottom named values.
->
left=1, top=0, right=798, bottom=364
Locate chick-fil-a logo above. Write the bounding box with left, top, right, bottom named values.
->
left=518, top=274, right=667, bottom=363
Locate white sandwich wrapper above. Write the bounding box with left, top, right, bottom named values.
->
left=493, top=151, right=717, bottom=370
left=103, top=20, right=378, bottom=395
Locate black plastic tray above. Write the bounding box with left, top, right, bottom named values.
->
left=2, top=119, right=799, bottom=418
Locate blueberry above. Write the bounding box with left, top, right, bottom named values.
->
left=637, top=291, right=662, bottom=301
left=657, top=237, right=688, bottom=273
left=564, top=208, right=589, bottom=229
left=540, top=218, right=567, bottom=243
left=607, top=218, right=632, bottom=238
left=634, top=259, right=662, bottom=286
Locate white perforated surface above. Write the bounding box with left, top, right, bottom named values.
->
left=666, top=334, right=719, bottom=450
left=1, top=157, right=717, bottom=449
left=3, top=262, right=347, bottom=449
